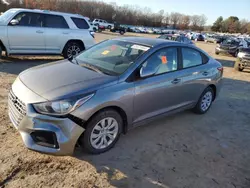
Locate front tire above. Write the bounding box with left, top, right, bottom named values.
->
left=63, top=42, right=84, bottom=59
left=234, top=50, right=239, bottom=57
left=193, top=87, right=214, bottom=114
left=80, top=109, right=123, bottom=154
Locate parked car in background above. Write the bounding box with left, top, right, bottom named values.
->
left=158, top=34, right=174, bottom=40
left=215, top=38, right=242, bottom=57
left=93, top=19, right=114, bottom=29
left=234, top=48, right=250, bottom=71
left=0, top=8, right=95, bottom=59
left=205, top=35, right=221, bottom=43
left=237, top=47, right=250, bottom=60
left=85, top=17, right=98, bottom=32
left=194, top=34, right=205, bottom=41
left=9, top=37, right=223, bottom=155
left=174, top=35, right=194, bottom=45
left=110, top=22, right=126, bottom=35
left=158, top=34, right=194, bottom=45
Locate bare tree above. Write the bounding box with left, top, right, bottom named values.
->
left=170, top=12, right=181, bottom=29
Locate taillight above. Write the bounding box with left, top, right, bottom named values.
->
left=89, top=31, right=95, bottom=38
left=217, top=67, right=223, bottom=74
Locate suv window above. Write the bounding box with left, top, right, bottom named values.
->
left=44, top=14, right=69, bottom=29
left=182, top=48, right=203, bottom=68
left=143, top=48, right=178, bottom=75
left=71, top=17, right=89, bottom=29
left=99, top=20, right=103, bottom=23
left=11, top=12, right=43, bottom=27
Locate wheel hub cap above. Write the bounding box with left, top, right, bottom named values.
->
left=201, top=91, right=212, bottom=111
left=90, top=117, right=119, bottom=149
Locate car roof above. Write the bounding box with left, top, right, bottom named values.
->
left=113, top=37, right=178, bottom=47
left=10, top=8, right=85, bottom=18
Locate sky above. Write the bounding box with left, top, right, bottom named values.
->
left=103, top=0, right=250, bottom=25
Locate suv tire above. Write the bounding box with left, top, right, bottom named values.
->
left=80, top=109, right=123, bottom=154
left=193, top=87, right=214, bottom=114
left=107, top=25, right=112, bottom=29
left=63, top=41, right=84, bottom=59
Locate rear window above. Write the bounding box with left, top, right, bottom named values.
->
left=44, top=15, right=69, bottom=29
left=71, top=17, right=89, bottom=29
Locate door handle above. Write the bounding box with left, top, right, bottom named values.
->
left=62, top=32, right=69, bottom=34
left=36, top=30, right=44, bottom=34
left=171, top=78, right=181, bottom=84
left=202, top=71, right=209, bottom=76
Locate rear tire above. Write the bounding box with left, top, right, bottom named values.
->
left=193, top=87, right=214, bottom=114
left=80, top=109, right=123, bottom=154
left=107, top=25, right=112, bottom=29
left=63, top=42, right=84, bottom=59
left=234, top=50, right=239, bottom=57
left=215, top=51, right=219, bottom=55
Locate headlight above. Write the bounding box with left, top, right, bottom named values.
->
left=33, top=93, right=94, bottom=115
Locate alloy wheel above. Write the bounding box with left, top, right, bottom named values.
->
left=67, top=45, right=81, bottom=58
left=201, top=91, right=213, bottom=111
left=90, top=117, right=119, bottom=149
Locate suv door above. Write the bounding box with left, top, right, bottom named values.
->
left=7, top=12, right=45, bottom=54
left=133, top=47, right=185, bottom=123
left=44, top=14, right=70, bottom=54
left=177, top=47, right=210, bottom=105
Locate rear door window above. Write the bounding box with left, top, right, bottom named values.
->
left=44, top=14, right=69, bottom=29
left=181, top=48, right=203, bottom=68
left=71, top=17, right=89, bottom=29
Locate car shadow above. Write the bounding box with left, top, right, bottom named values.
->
left=72, top=78, right=250, bottom=188
left=0, top=56, right=63, bottom=75
left=216, top=58, right=235, bottom=68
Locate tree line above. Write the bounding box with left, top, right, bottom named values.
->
left=1, top=0, right=208, bottom=30
left=211, top=16, right=250, bottom=34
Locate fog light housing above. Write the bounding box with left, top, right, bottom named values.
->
left=31, top=131, right=59, bottom=149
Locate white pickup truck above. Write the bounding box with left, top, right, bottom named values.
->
left=92, top=19, right=114, bottom=29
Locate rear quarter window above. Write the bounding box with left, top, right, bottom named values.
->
left=44, top=14, right=69, bottom=29
left=71, top=17, right=89, bottom=29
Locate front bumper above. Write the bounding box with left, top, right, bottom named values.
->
left=8, top=78, right=84, bottom=155
left=215, top=47, right=236, bottom=54
left=239, top=59, right=250, bottom=69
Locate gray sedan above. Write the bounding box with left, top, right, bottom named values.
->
left=9, top=37, right=223, bottom=155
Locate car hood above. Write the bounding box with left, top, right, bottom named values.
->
left=19, top=60, right=118, bottom=101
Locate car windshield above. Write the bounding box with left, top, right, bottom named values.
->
left=0, top=9, right=17, bottom=22
left=76, top=40, right=150, bottom=76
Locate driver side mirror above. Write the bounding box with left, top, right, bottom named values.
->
left=9, top=19, right=19, bottom=26
left=140, top=62, right=157, bottom=78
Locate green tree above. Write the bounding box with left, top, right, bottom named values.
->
left=211, top=16, right=223, bottom=32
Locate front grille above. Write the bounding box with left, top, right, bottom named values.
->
left=8, top=90, right=26, bottom=127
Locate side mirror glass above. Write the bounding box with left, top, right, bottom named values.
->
left=140, top=62, right=157, bottom=78
left=10, top=19, right=19, bottom=26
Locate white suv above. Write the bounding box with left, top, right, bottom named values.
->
left=0, top=9, right=95, bottom=59
left=92, top=19, right=114, bottom=29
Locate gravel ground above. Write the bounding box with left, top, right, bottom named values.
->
left=0, top=32, right=250, bottom=188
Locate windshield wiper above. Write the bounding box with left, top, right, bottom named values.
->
left=80, top=63, right=103, bottom=74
